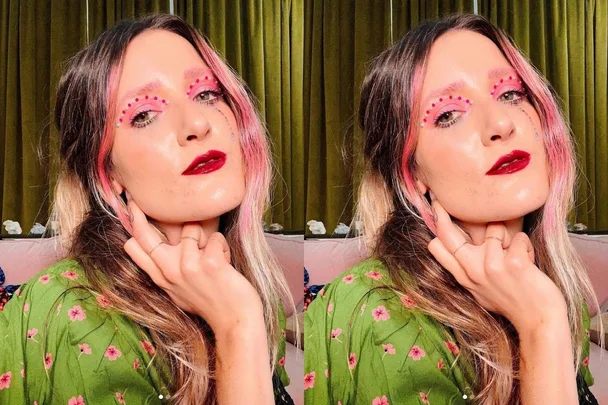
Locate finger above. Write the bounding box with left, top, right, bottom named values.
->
left=203, top=232, right=231, bottom=264
left=127, top=197, right=172, bottom=269
left=180, top=223, right=203, bottom=276
left=483, top=223, right=507, bottom=274
left=507, top=232, right=534, bottom=264
left=124, top=238, right=170, bottom=288
left=432, top=198, right=473, bottom=260
left=428, top=238, right=475, bottom=289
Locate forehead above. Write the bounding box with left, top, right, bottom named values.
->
left=421, top=30, right=512, bottom=94
left=118, top=29, right=209, bottom=90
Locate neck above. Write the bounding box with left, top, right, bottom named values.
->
left=155, top=217, right=221, bottom=246
left=456, top=217, right=525, bottom=246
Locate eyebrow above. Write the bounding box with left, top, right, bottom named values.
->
left=116, top=66, right=214, bottom=110
left=421, top=67, right=518, bottom=109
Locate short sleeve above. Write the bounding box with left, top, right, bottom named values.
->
left=304, top=259, right=474, bottom=405
left=0, top=260, right=169, bottom=404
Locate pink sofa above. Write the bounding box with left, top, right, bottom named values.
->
left=0, top=234, right=305, bottom=405
left=304, top=234, right=608, bottom=404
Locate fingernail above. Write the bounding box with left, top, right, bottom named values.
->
left=125, top=190, right=132, bottom=202
left=127, top=206, right=134, bottom=223
left=432, top=206, right=438, bottom=222
left=429, top=190, right=436, bottom=202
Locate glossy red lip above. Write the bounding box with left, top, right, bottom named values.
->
left=486, top=150, right=531, bottom=175
left=182, top=150, right=227, bottom=175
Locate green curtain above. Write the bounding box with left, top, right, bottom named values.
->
left=1, top=0, right=304, bottom=233
left=304, top=0, right=473, bottom=233
left=0, top=0, right=85, bottom=233
left=479, top=0, right=608, bottom=230
left=175, top=0, right=305, bottom=231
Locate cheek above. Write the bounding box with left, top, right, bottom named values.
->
left=111, top=135, right=175, bottom=186
left=417, top=136, right=482, bottom=187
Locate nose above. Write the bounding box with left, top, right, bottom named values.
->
left=177, top=101, right=212, bottom=146
left=480, top=102, right=516, bottom=146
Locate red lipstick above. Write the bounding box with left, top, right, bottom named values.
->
left=486, top=150, right=531, bottom=176
left=182, top=150, right=227, bottom=175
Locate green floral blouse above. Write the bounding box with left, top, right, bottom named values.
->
left=0, top=259, right=289, bottom=404
left=304, top=258, right=594, bottom=405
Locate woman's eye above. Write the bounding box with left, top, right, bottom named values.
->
left=194, top=90, right=222, bottom=105
left=499, top=90, right=525, bottom=104
left=130, top=110, right=157, bottom=128
left=434, top=110, right=461, bottom=128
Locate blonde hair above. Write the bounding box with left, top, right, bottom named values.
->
left=50, top=14, right=294, bottom=404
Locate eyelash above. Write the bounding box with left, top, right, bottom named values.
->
left=433, top=90, right=526, bottom=129
left=129, top=90, right=224, bottom=128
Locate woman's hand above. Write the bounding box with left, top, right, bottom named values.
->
left=427, top=197, right=567, bottom=334
left=123, top=196, right=264, bottom=338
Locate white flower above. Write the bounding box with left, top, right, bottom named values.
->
left=573, top=223, right=587, bottom=231
left=334, top=223, right=350, bottom=235
left=307, top=220, right=326, bottom=235
left=3, top=220, right=22, bottom=235
left=30, top=223, right=46, bottom=235
left=269, top=223, right=283, bottom=231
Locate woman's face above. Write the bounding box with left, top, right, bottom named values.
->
left=110, top=30, right=245, bottom=223
left=414, top=30, right=549, bottom=224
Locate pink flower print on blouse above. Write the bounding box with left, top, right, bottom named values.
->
left=281, top=329, right=287, bottom=337
left=20, top=369, right=25, bottom=378
left=0, top=371, right=11, bottom=390
left=27, top=328, right=39, bottom=342
left=38, top=274, right=51, bottom=284
left=365, top=270, right=383, bottom=280
left=79, top=344, right=92, bottom=357
left=278, top=357, right=286, bottom=367
left=96, top=295, right=112, bottom=309
left=15, top=288, right=21, bottom=297
left=372, top=305, right=390, bottom=321
left=324, top=369, right=329, bottom=378
left=419, top=392, right=429, bottom=404
left=140, top=340, right=156, bottom=355
left=360, top=304, right=366, bottom=315
left=330, top=328, right=343, bottom=342
left=348, top=352, right=357, bottom=370
left=104, top=346, right=122, bottom=361
left=304, top=372, right=316, bottom=390
left=444, top=341, right=460, bottom=355
left=408, top=346, right=426, bottom=361
left=342, top=274, right=355, bottom=284
left=115, top=392, right=126, bottom=404
left=23, top=303, right=30, bottom=312
left=44, top=353, right=53, bottom=369
left=56, top=304, right=63, bottom=315
left=61, top=271, right=79, bottom=280
left=133, top=358, right=141, bottom=370
left=327, top=302, right=334, bottom=312
left=437, top=358, right=445, bottom=370
left=68, top=396, right=85, bottom=405
left=583, top=357, right=590, bottom=367
left=68, top=306, right=86, bottom=322
left=400, top=294, right=416, bottom=308
left=372, top=396, right=389, bottom=405
left=382, top=343, right=396, bottom=358
left=586, top=329, right=591, bottom=337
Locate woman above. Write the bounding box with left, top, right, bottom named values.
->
left=305, top=14, right=600, bottom=405
left=0, top=14, right=295, bottom=405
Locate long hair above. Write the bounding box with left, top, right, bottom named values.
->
left=356, top=13, right=599, bottom=404
left=50, top=14, right=293, bottom=404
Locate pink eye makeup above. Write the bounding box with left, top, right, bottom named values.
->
left=490, top=74, right=525, bottom=97
left=419, top=95, right=473, bottom=128
left=186, top=71, right=221, bottom=98
left=115, top=95, right=168, bottom=128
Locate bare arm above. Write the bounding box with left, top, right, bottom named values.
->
left=519, top=310, right=577, bottom=405
left=216, top=321, right=274, bottom=405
